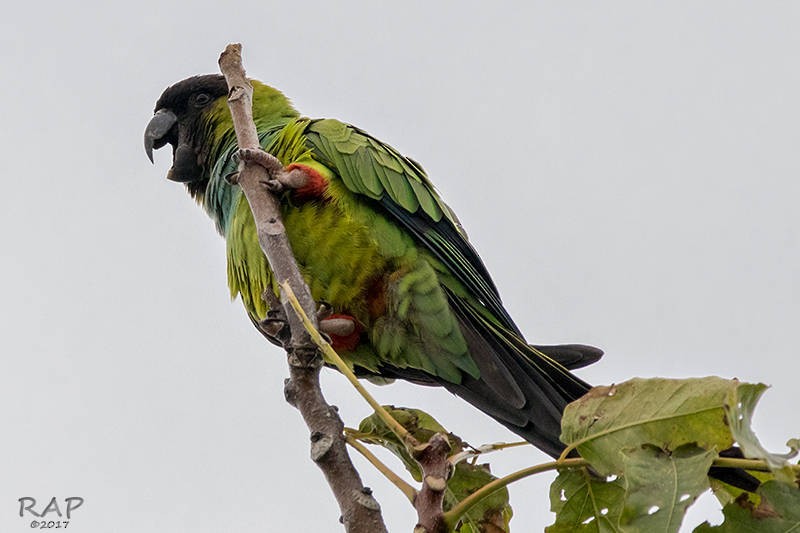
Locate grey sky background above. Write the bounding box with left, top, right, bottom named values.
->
left=1, top=2, right=798, bottom=531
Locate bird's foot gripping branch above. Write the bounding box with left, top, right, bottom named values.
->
left=235, top=147, right=311, bottom=192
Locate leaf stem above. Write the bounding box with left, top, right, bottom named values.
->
left=442, top=458, right=588, bottom=528
left=557, top=444, right=576, bottom=463
left=344, top=432, right=418, bottom=503
left=712, top=457, right=799, bottom=473
left=449, top=440, right=530, bottom=466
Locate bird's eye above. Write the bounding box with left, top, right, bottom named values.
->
left=194, top=93, right=211, bottom=107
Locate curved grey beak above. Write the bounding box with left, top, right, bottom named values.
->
left=144, top=109, right=178, bottom=163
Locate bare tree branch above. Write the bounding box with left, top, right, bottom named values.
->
left=217, top=43, right=387, bottom=533
left=412, top=434, right=452, bottom=533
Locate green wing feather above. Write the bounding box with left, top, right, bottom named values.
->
left=304, top=119, right=521, bottom=335
left=306, top=119, right=587, bottom=404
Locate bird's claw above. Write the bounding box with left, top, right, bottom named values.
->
left=237, top=148, right=283, bottom=175
left=261, top=178, right=284, bottom=193
left=262, top=290, right=283, bottom=312
left=255, top=291, right=291, bottom=347
left=257, top=316, right=291, bottom=347
left=316, top=301, right=333, bottom=321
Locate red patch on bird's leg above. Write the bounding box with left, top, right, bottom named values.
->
left=285, top=163, right=328, bottom=200
left=322, top=313, right=362, bottom=352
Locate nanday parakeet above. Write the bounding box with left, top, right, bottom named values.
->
left=144, top=74, right=602, bottom=457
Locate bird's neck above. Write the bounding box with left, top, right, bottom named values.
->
left=192, top=83, right=301, bottom=235
left=201, top=119, right=316, bottom=239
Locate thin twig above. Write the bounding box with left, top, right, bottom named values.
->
left=345, top=432, right=418, bottom=503
left=479, top=441, right=530, bottom=452
left=443, top=458, right=587, bottom=529
left=449, top=440, right=530, bottom=466
left=218, top=43, right=387, bottom=533
left=712, top=457, right=799, bottom=473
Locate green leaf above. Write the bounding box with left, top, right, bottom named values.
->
left=560, top=378, right=739, bottom=475
left=357, top=406, right=512, bottom=532
left=711, top=383, right=798, bottom=503
left=358, top=406, right=456, bottom=481
left=547, top=446, right=714, bottom=533
left=694, top=480, right=800, bottom=532
left=725, top=383, right=799, bottom=473
left=448, top=462, right=512, bottom=533
left=547, top=468, right=626, bottom=532
left=619, top=445, right=715, bottom=532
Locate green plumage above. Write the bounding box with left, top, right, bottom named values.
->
left=217, top=111, right=478, bottom=383
left=146, top=75, right=601, bottom=457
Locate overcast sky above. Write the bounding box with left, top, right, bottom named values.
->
left=1, top=2, right=798, bottom=532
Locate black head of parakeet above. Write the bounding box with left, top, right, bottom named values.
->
left=144, top=74, right=229, bottom=184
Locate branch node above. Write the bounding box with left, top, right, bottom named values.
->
left=310, top=432, right=335, bottom=462
left=412, top=433, right=452, bottom=533
left=412, top=433, right=451, bottom=460
left=287, top=345, right=322, bottom=368
left=227, top=85, right=247, bottom=102
left=283, top=378, right=298, bottom=407
left=257, top=217, right=284, bottom=237
left=424, top=475, right=447, bottom=492
left=352, top=489, right=382, bottom=511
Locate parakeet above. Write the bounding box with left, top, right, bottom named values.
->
left=144, top=74, right=602, bottom=458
